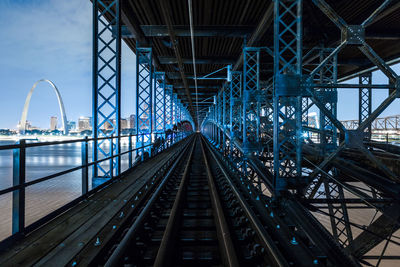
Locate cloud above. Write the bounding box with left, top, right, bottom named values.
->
left=0, top=0, right=137, bottom=129
left=0, top=0, right=92, bottom=75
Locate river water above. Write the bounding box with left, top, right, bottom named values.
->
left=0, top=139, right=133, bottom=241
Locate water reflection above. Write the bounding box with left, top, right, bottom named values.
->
left=0, top=140, right=133, bottom=190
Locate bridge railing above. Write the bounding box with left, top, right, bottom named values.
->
left=0, top=132, right=188, bottom=242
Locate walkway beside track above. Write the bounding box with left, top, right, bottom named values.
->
left=0, top=134, right=360, bottom=267
left=0, top=136, right=193, bottom=266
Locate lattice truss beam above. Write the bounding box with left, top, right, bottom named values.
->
left=243, top=47, right=261, bottom=155
left=93, top=0, right=121, bottom=181
left=273, top=0, right=303, bottom=195
left=303, top=0, right=400, bottom=258
left=154, top=72, right=166, bottom=136
left=230, top=71, right=242, bottom=155
left=222, top=83, right=230, bottom=156
left=136, top=47, right=153, bottom=157
left=165, top=85, right=173, bottom=130
left=359, top=72, right=372, bottom=135
left=201, top=0, right=400, bottom=263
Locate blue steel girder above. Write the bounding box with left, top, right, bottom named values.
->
left=172, top=93, right=178, bottom=126
left=136, top=47, right=153, bottom=158
left=260, top=88, right=274, bottom=139
left=178, top=98, right=182, bottom=123
left=243, top=47, right=261, bottom=155
left=154, top=72, right=166, bottom=137
left=273, top=0, right=303, bottom=195
left=359, top=72, right=372, bottom=137
left=223, top=83, right=230, bottom=155
left=212, top=103, right=217, bottom=143
left=92, top=0, right=121, bottom=184
left=317, top=48, right=338, bottom=153
left=217, top=90, right=223, bottom=150
left=230, top=71, right=243, bottom=159
left=165, top=85, right=173, bottom=130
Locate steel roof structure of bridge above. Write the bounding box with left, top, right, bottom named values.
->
left=2, top=0, right=400, bottom=266
left=91, top=0, right=400, bottom=265
left=116, top=0, right=400, bottom=121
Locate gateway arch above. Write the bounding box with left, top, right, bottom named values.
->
left=19, top=79, right=68, bottom=134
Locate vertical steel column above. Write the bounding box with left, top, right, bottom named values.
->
left=359, top=72, right=372, bottom=138
left=243, top=47, right=261, bottom=154
left=316, top=50, right=352, bottom=247
left=81, top=137, right=89, bottom=195
left=172, top=93, right=176, bottom=126
left=12, top=140, right=25, bottom=234
left=172, top=94, right=178, bottom=142
left=217, top=91, right=223, bottom=150
left=165, top=85, right=173, bottom=130
left=230, top=71, right=242, bottom=157
left=178, top=99, right=182, bottom=123
left=223, top=83, right=230, bottom=155
left=136, top=47, right=153, bottom=158
left=318, top=48, right=338, bottom=153
left=212, top=101, right=216, bottom=143
left=302, top=96, right=309, bottom=128
left=273, top=0, right=303, bottom=195
left=154, top=72, right=166, bottom=139
left=92, top=0, right=121, bottom=187
left=164, top=85, right=173, bottom=146
left=177, top=99, right=182, bottom=140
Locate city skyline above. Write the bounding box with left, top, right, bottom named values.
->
left=21, top=114, right=137, bottom=132
left=0, top=0, right=399, bottom=131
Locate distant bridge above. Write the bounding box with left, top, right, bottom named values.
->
left=341, top=115, right=400, bottom=131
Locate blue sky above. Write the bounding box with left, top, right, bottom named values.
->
left=0, top=0, right=136, bottom=129
left=0, top=0, right=398, bottom=129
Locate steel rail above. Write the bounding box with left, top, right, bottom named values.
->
left=201, top=135, right=289, bottom=267
left=200, top=137, right=240, bottom=267
left=153, top=135, right=197, bottom=266
left=104, top=135, right=196, bottom=267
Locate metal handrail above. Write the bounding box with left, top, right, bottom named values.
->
left=0, top=131, right=189, bottom=238
left=0, top=133, right=150, bottom=151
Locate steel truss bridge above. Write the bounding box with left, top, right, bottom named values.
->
left=1, top=0, right=400, bottom=266
left=342, top=114, right=400, bottom=131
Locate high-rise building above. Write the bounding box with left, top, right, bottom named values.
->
left=129, top=114, right=136, bottom=131
left=24, top=121, right=31, bottom=131
left=120, top=118, right=128, bottom=129
left=50, top=116, right=57, bottom=131
left=67, top=121, right=76, bottom=131
left=78, top=116, right=92, bottom=131
left=104, top=118, right=129, bottom=130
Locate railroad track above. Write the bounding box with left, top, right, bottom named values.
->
left=77, top=134, right=286, bottom=266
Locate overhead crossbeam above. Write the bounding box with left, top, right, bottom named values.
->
left=159, top=56, right=236, bottom=65
left=140, top=25, right=252, bottom=37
